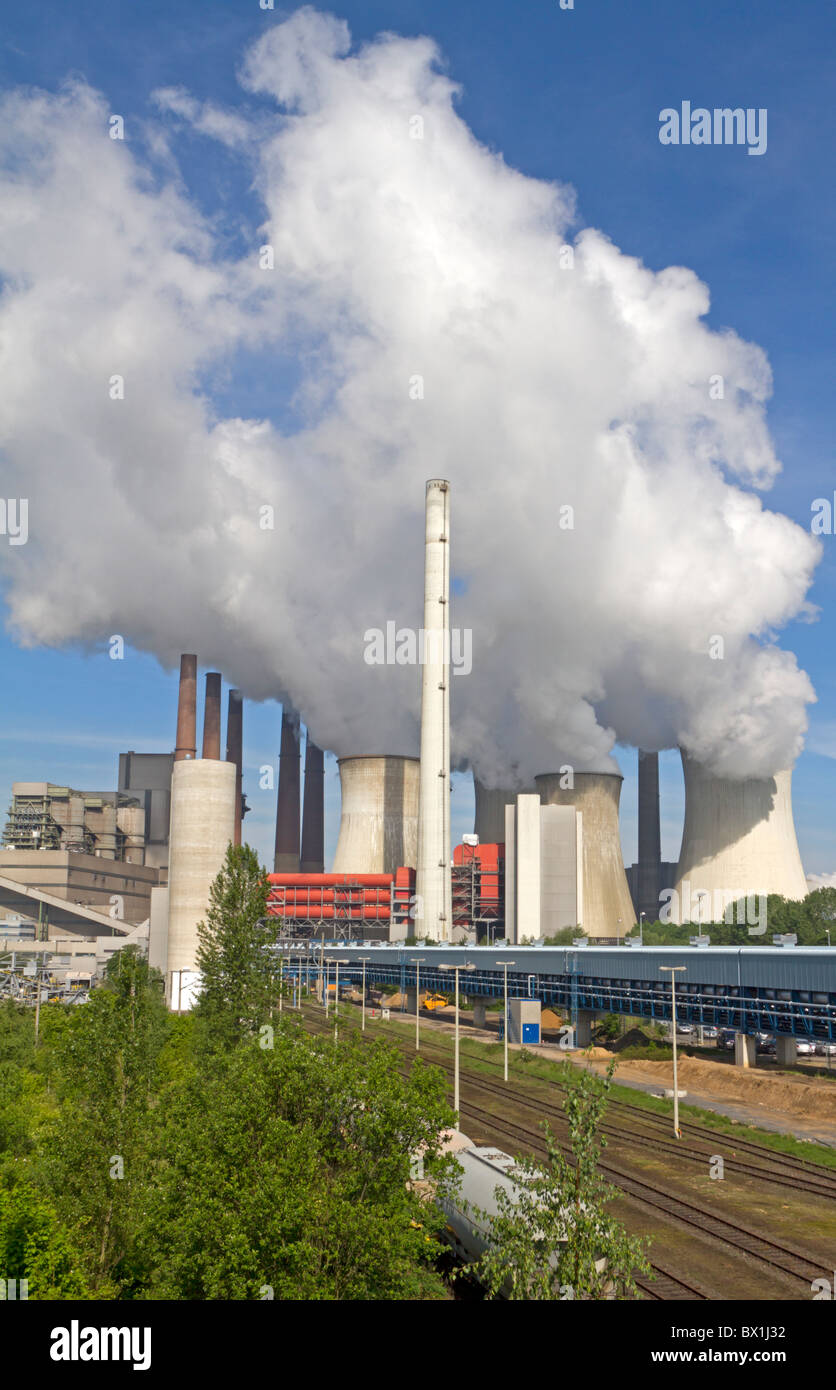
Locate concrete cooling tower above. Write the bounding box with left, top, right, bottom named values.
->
left=673, top=754, right=808, bottom=922
left=332, top=756, right=419, bottom=875
left=473, top=778, right=534, bottom=844
left=535, top=772, right=636, bottom=939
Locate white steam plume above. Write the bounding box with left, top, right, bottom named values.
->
left=0, top=8, right=820, bottom=783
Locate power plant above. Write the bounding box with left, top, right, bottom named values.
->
left=0, top=477, right=818, bottom=1004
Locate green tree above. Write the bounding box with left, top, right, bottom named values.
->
left=141, top=1026, right=456, bottom=1300
left=39, top=948, right=168, bottom=1295
left=194, top=843, right=282, bottom=1047
left=470, top=1061, right=649, bottom=1299
left=0, top=1181, right=91, bottom=1299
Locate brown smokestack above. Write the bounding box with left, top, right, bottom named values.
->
left=300, top=738, right=325, bottom=873
left=202, top=673, right=222, bottom=759
left=174, top=654, right=197, bottom=762
left=226, top=688, right=243, bottom=847
left=274, top=708, right=301, bottom=872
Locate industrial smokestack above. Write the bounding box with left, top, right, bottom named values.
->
left=202, top=672, right=222, bottom=760
left=274, top=708, right=301, bottom=873
left=300, top=737, right=325, bottom=873
left=174, top=654, right=198, bottom=762
left=332, top=755, right=418, bottom=874
left=225, top=689, right=243, bottom=847
left=536, top=772, right=636, bottom=939
left=637, top=750, right=662, bottom=921
left=416, top=479, right=452, bottom=941
left=474, top=776, right=533, bottom=843
left=672, top=755, right=808, bottom=923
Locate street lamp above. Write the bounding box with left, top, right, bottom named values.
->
left=502, top=959, right=516, bottom=1083
left=358, top=956, right=371, bottom=1031
left=333, top=958, right=349, bottom=1043
left=278, top=954, right=283, bottom=1015
left=639, top=911, right=645, bottom=946
left=411, top=958, right=425, bottom=1051
left=438, top=962, right=476, bottom=1118
left=660, top=965, right=686, bottom=1139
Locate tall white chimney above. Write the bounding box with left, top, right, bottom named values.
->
left=416, top=479, right=452, bottom=941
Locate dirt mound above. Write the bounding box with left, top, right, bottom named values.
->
left=541, top=1008, right=564, bottom=1030
left=612, top=1055, right=836, bottom=1122
left=611, top=1027, right=656, bottom=1053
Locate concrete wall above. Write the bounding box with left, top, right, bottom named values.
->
left=673, top=757, right=808, bottom=921
left=332, top=756, right=419, bottom=875
left=165, top=759, right=236, bottom=995
left=540, top=804, right=581, bottom=935
left=535, top=773, right=635, bottom=939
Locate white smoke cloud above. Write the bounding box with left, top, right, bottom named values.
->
left=0, top=9, right=821, bottom=783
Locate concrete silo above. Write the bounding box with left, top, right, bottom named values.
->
left=331, top=756, right=418, bottom=875
left=416, top=479, right=453, bottom=941
left=672, top=754, right=808, bottom=922
left=535, top=772, right=635, bottom=939
left=165, top=659, right=237, bottom=1008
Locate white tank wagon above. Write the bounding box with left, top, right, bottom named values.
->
left=432, top=1132, right=606, bottom=1296
left=673, top=755, right=808, bottom=923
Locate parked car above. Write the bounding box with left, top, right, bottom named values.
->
left=676, top=1023, right=695, bottom=1035
left=794, top=1039, right=816, bottom=1056
left=756, top=1037, right=776, bottom=1055
left=816, top=1042, right=836, bottom=1057
left=702, top=1026, right=718, bottom=1039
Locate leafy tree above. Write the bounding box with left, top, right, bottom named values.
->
left=0, top=1181, right=91, bottom=1299
left=470, top=1061, right=649, bottom=1299
left=38, top=948, right=168, bottom=1295
left=194, top=843, right=282, bottom=1047
left=141, top=1026, right=456, bottom=1300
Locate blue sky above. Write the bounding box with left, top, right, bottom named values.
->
left=0, top=0, right=834, bottom=873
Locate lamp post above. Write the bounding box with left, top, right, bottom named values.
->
left=334, top=958, right=349, bottom=1043
left=503, top=959, right=516, bottom=1083
left=639, top=911, right=645, bottom=946
left=358, top=956, right=370, bottom=1031
left=439, top=962, right=476, bottom=1117
left=660, top=965, right=686, bottom=1139
left=411, top=957, right=425, bottom=1051
left=278, top=955, right=283, bottom=1015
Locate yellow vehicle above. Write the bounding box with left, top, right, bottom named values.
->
left=423, top=993, right=449, bottom=1012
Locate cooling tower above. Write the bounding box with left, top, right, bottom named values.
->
left=474, top=777, right=534, bottom=843
left=225, top=689, right=243, bottom=847
left=165, top=758, right=237, bottom=999
left=535, top=772, right=635, bottom=939
left=300, top=738, right=325, bottom=873
left=274, top=708, right=301, bottom=873
left=637, top=750, right=662, bottom=920
left=332, top=756, right=419, bottom=875
left=416, top=479, right=453, bottom=941
left=673, top=754, right=808, bottom=921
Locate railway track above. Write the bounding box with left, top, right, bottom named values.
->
left=338, top=1010, right=836, bottom=1200
left=296, top=1002, right=832, bottom=1297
